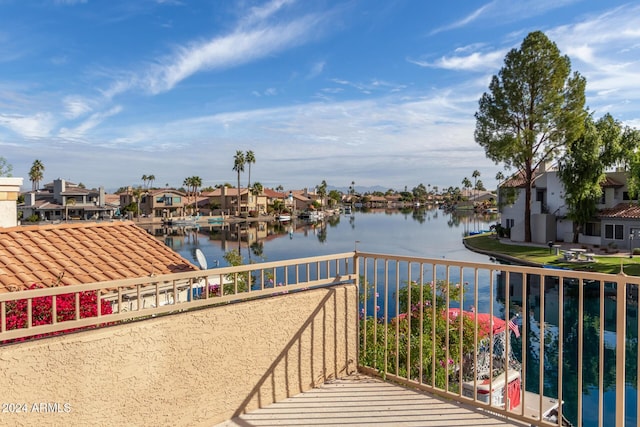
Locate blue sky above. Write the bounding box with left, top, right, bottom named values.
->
left=1, top=0, right=639, bottom=193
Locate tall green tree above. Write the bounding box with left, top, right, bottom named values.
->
left=621, top=128, right=640, bottom=200
left=245, top=150, right=255, bottom=188
left=412, top=183, right=427, bottom=202
left=29, top=159, right=45, bottom=191
left=557, top=115, right=611, bottom=243
left=475, top=31, right=586, bottom=242
left=233, top=150, right=245, bottom=216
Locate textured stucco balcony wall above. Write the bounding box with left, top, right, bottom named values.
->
left=0, top=284, right=358, bottom=427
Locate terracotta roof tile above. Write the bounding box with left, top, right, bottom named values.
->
left=599, top=203, right=640, bottom=219
left=0, top=221, right=198, bottom=293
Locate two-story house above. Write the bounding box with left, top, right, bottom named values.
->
left=19, top=179, right=115, bottom=221
left=499, top=163, right=639, bottom=249
left=202, top=187, right=268, bottom=216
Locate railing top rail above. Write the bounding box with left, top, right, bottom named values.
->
left=356, top=251, right=640, bottom=285
left=0, top=252, right=357, bottom=302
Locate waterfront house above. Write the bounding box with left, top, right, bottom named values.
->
left=19, top=178, right=115, bottom=221
left=119, top=188, right=190, bottom=219
left=203, top=186, right=268, bottom=216
left=262, top=188, right=287, bottom=210
left=498, top=162, right=640, bottom=248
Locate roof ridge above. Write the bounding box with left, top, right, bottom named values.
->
left=1, top=221, right=136, bottom=234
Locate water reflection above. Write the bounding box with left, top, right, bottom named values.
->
left=498, top=272, right=638, bottom=426
left=142, top=208, right=499, bottom=268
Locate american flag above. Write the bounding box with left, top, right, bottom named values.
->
left=508, top=316, right=520, bottom=338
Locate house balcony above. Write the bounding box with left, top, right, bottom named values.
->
left=1, top=253, right=637, bottom=426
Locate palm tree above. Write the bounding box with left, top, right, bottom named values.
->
left=148, top=174, right=156, bottom=189
left=131, top=187, right=143, bottom=219
left=191, top=176, right=202, bottom=214
left=29, top=159, right=45, bottom=191
left=251, top=182, right=264, bottom=214
left=462, top=177, right=472, bottom=199
left=233, top=151, right=245, bottom=216
left=65, top=197, right=76, bottom=222
left=245, top=150, right=255, bottom=188
left=182, top=176, right=202, bottom=215
left=472, top=170, right=481, bottom=203
left=317, top=180, right=328, bottom=210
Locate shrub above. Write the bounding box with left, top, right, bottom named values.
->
left=3, top=283, right=113, bottom=343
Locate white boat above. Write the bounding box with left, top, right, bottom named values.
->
left=164, top=214, right=200, bottom=226
left=277, top=214, right=291, bottom=221
left=451, top=308, right=572, bottom=426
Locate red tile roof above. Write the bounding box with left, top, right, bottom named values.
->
left=601, top=176, right=624, bottom=187
left=0, top=221, right=198, bottom=293
left=598, top=203, right=640, bottom=219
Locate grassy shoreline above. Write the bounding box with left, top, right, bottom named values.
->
left=464, top=233, right=640, bottom=276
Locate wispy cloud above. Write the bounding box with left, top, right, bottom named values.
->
left=408, top=49, right=508, bottom=72
left=546, top=4, right=640, bottom=118
left=53, top=0, right=88, bottom=5
left=142, top=12, right=328, bottom=94
left=0, top=113, right=55, bottom=139
left=430, top=2, right=495, bottom=35
left=62, top=96, right=93, bottom=119
left=307, top=61, right=325, bottom=79
left=240, top=0, right=296, bottom=28
left=430, top=0, right=581, bottom=35
left=58, top=106, right=123, bottom=139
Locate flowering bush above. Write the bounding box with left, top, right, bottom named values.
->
left=359, top=280, right=475, bottom=389
left=2, top=283, right=113, bottom=343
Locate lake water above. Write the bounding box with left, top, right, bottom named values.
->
left=144, top=207, right=635, bottom=427
left=151, top=207, right=496, bottom=267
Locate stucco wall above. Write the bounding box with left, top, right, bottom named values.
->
left=0, top=284, right=358, bottom=427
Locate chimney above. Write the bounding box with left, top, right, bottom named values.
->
left=0, top=177, right=24, bottom=228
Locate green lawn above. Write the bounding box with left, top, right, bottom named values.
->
left=464, top=233, right=640, bottom=276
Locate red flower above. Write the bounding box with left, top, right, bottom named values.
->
left=2, top=283, right=113, bottom=343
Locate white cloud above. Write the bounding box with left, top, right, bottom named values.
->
left=0, top=112, right=55, bottom=138
left=53, top=0, right=88, bottom=5
left=143, top=14, right=325, bottom=94
left=58, top=106, right=123, bottom=139
left=62, top=96, right=93, bottom=119
left=431, top=0, right=582, bottom=35
left=545, top=4, right=640, bottom=118
left=409, top=49, right=508, bottom=72
left=307, top=61, right=325, bottom=79
left=240, top=0, right=296, bottom=28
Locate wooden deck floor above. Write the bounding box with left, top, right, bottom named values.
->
left=216, top=374, right=529, bottom=427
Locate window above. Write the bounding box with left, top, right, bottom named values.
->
left=585, top=222, right=601, bottom=237
left=605, top=224, right=624, bottom=240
